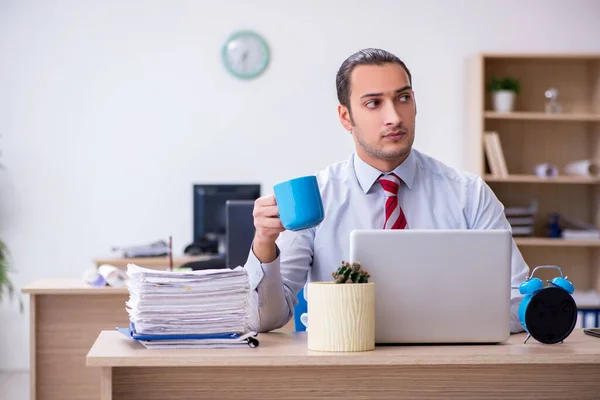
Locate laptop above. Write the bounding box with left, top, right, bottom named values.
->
left=225, top=200, right=256, bottom=269
left=348, top=229, right=512, bottom=344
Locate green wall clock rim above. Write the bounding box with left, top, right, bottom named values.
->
left=221, top=30, right=270, bottom=79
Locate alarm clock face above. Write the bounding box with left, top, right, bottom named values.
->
left=525, top=287, right=577, bottom=344
left=222, top=31, right=269, bottom=79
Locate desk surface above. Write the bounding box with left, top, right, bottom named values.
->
left=94, top=255, right=214, bottom=268
left=87, top=329, right=600, bottom=368
left=22, top=278, right=128, bottom=295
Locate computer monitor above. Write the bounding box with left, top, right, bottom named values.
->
left=192, top=184, right=261, bottom=242
left=225, top=200, right=256, bottom=269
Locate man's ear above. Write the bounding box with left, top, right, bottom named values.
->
left=338, top=104, right=353, bottom=131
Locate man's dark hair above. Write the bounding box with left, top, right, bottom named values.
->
left=336, top=48, right=412, bottom=111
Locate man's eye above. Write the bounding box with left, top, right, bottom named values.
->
left=365, top=100, right=379, bottom=108
left=398, top=94, right=411, bottom=103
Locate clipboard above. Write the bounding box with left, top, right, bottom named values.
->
left=117, top=322, right=259, bottom=348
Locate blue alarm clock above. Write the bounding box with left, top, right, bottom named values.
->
left=517, top=265, right=577, bottom=344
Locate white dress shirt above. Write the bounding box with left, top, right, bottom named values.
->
left=244, top=148, right=530, bottom=334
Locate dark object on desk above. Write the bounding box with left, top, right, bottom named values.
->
left=518, top=265, right=577, bottom=344
left=180, top=255, right=227, bottom=271
left=524, top=287, right=577, bottom=344
left=113, top=240, right=170, bottom=258
left=192, top=183, right=260, bottom=238
left=184, top=237, right=219, bottom=255
left=225, top=200, right=256, bottom=269
left=184, top=183, right=260, bottom=257
left=583, top=328, right=600, bottom=338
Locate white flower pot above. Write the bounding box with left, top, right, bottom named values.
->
left=492, top=90, right=516, bottom=113
left=306, top=282, right=375, bottom=352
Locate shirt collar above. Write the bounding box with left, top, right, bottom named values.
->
left=353, top=150, right=416, bottom=194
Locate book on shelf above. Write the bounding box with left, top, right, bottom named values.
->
left=554, top=214, right=600, bottom=240
left=507, top=216, right=536, bottom=226
left=511, top=226, right=534, bottom=236
left=504, top=200, right=538, bottom=217
left=562, top=229, right=600, bottom=240
left=504, top=200, right=538, bottom=237
left=483, top=131, right=508, bottom=178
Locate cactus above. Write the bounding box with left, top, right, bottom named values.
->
left=331, top=261, right=370, bottom=284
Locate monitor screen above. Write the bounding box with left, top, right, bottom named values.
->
left=193, top=184, right=260, bottom=240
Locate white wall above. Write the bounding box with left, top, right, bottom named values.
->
left=1, top=0, right=599, bottom=370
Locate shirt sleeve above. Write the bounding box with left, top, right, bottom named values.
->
left=467, top=176, right=530, bottom=334
left=244, top=227, right=315, bottom=332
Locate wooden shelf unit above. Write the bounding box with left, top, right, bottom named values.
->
left=514, top=238, right=600, bottom=248
left=484, top=175, right=600, bottom=184
left=468, top=53, right=600, bottom=298
left=484, top=111, right=600, bottom=122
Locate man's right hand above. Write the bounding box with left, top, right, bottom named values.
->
left=252, top=194, right=285, bottom=263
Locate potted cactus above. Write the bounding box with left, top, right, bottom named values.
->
left=331, top=261, right=371, bottom=283
left=305, top=261, right=375, bottom=352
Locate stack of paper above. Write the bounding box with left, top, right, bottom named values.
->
left=505, top=200, right=538, bottom=236
left=120, top=263, right=257, bottom=349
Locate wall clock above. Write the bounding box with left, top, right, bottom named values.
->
left=221, top=30, right=270, bottom=79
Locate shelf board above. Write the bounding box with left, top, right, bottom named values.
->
left=481, top=53, right=600, bottom=60
left=514, top=238, right=600, bottom=247
left=485, top=174, right=600, bottom=184
left=484, top=111, right=600, bottom=122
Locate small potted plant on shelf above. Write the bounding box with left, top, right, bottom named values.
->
left=305, top=261, right=375, bottom=352
left=488, top=76, right=520, bottom=113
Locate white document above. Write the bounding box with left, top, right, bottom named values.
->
left=124, top=263, right=254, bottom=347
left=138, top=331, right=259, bottom=349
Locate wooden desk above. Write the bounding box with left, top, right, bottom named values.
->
left=93, top=255, right=213, bottom=269
left=87, top=329, right=600, bottom=400
left=23, top=278, right=295, bottom=400
left=23, top=280, right=129, bottom=400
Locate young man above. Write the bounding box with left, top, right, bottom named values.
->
left=244, top=48, right=530, bottom=333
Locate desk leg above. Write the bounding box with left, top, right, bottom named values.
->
left=29, top=295, right=36, bottom=400
left=33, top=293, right=128, bottom=400
left=100, top=368, right=112, bottom=400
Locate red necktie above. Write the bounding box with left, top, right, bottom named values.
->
left=378, top=173, right=407, bottom=229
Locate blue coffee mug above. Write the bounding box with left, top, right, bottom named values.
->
left=273, top=175, right=325, bottom=231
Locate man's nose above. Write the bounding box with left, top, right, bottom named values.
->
left=383, top=101, right=402, bottom=126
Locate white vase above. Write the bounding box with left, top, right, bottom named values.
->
left=492, top=90, right=516, bottom=113
left=306, top=282, right=375, bottom=352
